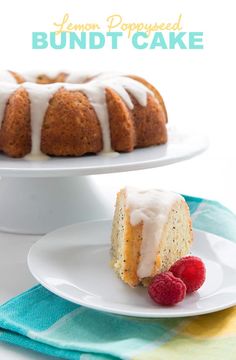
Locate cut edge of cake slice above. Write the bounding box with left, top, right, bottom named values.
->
left=111, top=187, right=193, bottom=287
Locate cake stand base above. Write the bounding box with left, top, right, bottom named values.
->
left=0, top=176, right=112, bottom=235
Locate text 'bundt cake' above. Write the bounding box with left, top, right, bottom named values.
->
left=0, top=70, right=168, bottom=159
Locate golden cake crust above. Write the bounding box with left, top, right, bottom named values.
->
left=0, top=71, right=168, bottom=158
left=0, top=88, right=31, bottom=157
left=41, top=88, right=103, bottom=156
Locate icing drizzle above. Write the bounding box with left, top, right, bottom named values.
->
left=126, top=187, right=182, bottom=278
left=0, top=71, right=153, bottom=159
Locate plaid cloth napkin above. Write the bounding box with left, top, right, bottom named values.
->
left=0, top=195, right=236, bottom=360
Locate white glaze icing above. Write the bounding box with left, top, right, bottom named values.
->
left=126, top=187, right=182, bottom=278
left=100, top=151, right=120, bottom=158
left=23, top=82, right=62, bottom=158
left=93, top=71, right=124, bottom=80
left=21, top=70, right=66, bottom=82
left=0, top=72, right=153, bottom=158
left=66, top=71, right=98, bottom=83
left=0, top=70, right=17, bottom=83
left=21, top=70, right=98, bottom=84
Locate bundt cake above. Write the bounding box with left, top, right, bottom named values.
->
left=111, top=187, right=193, bottom=287
left=0, top=70, right=168, bottom=159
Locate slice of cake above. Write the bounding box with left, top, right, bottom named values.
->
left=111, top=187, right=193, bottom=287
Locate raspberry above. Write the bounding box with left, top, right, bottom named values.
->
left=148, top=271, right=186, bottom=306
left=169, top=256, right=206, bottom=294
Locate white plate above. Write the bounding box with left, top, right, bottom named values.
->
left=0, top=129, right=208, bottom=177
left=28, top=220, right=236, bottom=318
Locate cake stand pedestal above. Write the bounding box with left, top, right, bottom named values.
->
left=0, top=176, right=112, bottom=234
left=0, top=129, right=208, bottom=234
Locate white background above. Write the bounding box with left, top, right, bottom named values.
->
left=0, top=0, right=235, bottom=358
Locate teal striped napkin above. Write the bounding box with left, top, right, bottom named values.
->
left=0, top=195, right=236, bottom=360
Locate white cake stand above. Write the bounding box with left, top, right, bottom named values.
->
left=0, top=129, right=208, bottom=234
